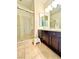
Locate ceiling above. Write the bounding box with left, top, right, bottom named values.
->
left=43, top=0, right=54, bottom=8
left=17, top=0, right=53, bottom=11
left=17, top=0, right=34, bottom=11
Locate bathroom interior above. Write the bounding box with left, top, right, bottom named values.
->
left=17, top=0, right=61, bottom=59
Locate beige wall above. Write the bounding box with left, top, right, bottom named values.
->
left=17, top=9, right=25, bottom=41
left=34, top=0, right=45, bottom=37
left=17, top=0, right=34, bottom=11
left=17, top=3, right=34, bottom=41
left=17, top=0, right=50, bottom=40
left=17, top=0, right=61, bottom=41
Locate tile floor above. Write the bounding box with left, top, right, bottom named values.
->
left=17, top=39, right=61, bottom=59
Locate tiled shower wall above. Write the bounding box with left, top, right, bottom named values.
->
left=17, top=9, right=34, bottom=41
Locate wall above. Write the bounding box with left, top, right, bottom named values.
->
left=17, top=0, right=53, bottom=41
left=17, top=3, right=34, bottom=41
left=17, top=0, right=34, bottom=11
left=34, top=0, right=45, bottom=37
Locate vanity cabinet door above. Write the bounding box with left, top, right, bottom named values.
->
left=38, top=30, right=61, bottom=56
left=58, top=37, right=61, bottom=52
left=51, top=35, right=59, bottom=50
left=38, top=30, right=43, bottom=39
left=42, top=32, right=48, bottom=44
left=56, top=32, right=61, bottom=52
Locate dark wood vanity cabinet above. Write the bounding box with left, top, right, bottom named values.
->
left=38, top=30, right=61, bottom=56
left=51, top=35, right=59, bottom=50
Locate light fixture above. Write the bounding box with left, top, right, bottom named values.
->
left=55, top=0, right=61, bottom=5
left=45, top=0, right=61, bottom=13
left=51, top=1, right=57, bottom=8
left=48, top=4, right=52, bottom=11
left=45, top=4, right=53, bottom=13
left=19, top=0, right=22, bottom=1
left=45, top=7, right=50, bottom=13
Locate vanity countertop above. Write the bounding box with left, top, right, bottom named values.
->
left=38, top=28, right=61, bottom=32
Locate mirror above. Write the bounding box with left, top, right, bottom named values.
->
left=39, top=13, right=48, bottom=28
left=50, top=4, right=61, bottom=29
